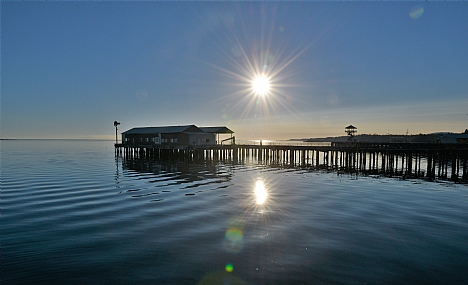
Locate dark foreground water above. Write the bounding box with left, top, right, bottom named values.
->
left=2, top=140, right=468, bottom=284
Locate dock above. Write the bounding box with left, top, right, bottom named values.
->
left=115, top=142, right=468, bottom=182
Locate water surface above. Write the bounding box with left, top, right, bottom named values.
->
left=2, top=140, right=468, bottom=284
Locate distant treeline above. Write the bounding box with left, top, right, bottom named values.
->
left=303, top=134, right=445, bottom=143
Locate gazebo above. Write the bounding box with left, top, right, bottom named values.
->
left=345, top=125, right=357, bottom=140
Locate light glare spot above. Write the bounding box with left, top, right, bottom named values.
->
left=255, top=180, right=267, bottom=204
left=252, top=75, right=270, bottom=96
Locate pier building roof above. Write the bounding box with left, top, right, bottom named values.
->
left=122, top=125, right=203, bottom=135
left=122, top=125, right=234, bottom=135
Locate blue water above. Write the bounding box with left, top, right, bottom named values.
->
left=2, top=140, right=468, bottom=284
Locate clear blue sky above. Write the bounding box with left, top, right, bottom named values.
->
left=2, top=1, right=467, bottom=140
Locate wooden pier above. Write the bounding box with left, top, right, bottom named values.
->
left=115, top=142, right=468, bottom=182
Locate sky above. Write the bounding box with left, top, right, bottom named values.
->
left=2, top=1, right=468, bottom=140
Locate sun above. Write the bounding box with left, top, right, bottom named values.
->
left=252, top=75, right=270, bottom=96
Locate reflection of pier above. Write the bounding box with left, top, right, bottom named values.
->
left=115, top=142, right=468, bottom=182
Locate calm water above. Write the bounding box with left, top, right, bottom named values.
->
left=2, top=140, right=468, bottom=285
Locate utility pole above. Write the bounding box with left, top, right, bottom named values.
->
left=114, top=121, right=120, bottom=144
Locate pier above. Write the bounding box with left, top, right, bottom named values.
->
left=115, top=142, right=468, bottom=182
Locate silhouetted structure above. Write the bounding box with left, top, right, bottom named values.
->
left=200, top=127, right=235, bottom=144
left=119, top=125, right=234, bottom=147
left=113, top=121, right=120, bottom=144
left=345, top=125, right=357, bottom=141
left=115, top=140, right=468, bottom=183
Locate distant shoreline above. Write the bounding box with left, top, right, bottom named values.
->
left=0, top=138, right=114, bottom=141
left=291, top=132, right=468, bottom=144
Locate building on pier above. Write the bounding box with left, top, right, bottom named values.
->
left=200, top=126, right=234, bottom=144
left=121, top=125, right=234, bottom=147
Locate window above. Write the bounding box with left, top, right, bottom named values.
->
left=174, top=138, right=178, bottom=143
left=206, top=139, right=210, bottom=143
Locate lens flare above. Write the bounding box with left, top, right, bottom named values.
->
left=223, top=221, right=244, bottom=253
left=225, top=228, right=243, bottom=243
left=225, top=263, right=234, bottom=273
left=409, top=6, right=424, bottom=19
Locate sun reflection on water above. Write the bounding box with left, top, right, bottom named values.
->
left=254, top=180, right=268, bottom=205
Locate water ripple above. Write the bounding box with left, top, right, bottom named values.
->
left=2, top=140, right=468, bottom=285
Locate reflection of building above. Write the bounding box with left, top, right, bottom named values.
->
left=120, top=156, right=232, bottom=188
left=121, top=125, right=234, bottom=146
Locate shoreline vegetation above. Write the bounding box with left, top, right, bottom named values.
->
left=292, top=130, right=468, bottom=144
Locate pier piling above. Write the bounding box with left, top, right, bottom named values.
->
left=115, top=142, right=468, bottom=182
